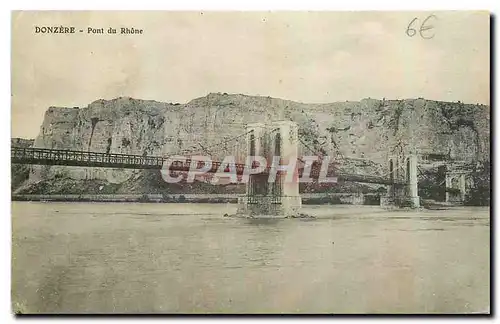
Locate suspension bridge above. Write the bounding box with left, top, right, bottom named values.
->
left=11, top=119, right=475, bottom=216
left=11, top=122, right=402, bottom=183
left=10, top=146, right=400, bottom=185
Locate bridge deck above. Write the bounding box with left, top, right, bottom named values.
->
left=11, top=147, right=396, bottom=185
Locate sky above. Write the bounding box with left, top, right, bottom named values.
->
left=11, top=11, right=490, bottom=138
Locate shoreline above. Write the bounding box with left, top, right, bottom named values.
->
left=11, top=193, right=382, bottom=205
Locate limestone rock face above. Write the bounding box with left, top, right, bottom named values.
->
left=30, top=97, right=176, bottom=184
left=16, top=93, right=489, bottom=194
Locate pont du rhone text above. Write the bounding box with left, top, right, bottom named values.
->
left=34, top=26, right=143, bottom=35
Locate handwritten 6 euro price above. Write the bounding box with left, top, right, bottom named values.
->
left=406, top=15, right=437, bottom=39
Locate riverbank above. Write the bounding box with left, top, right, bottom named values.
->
left=11, top=193, right=382, bottom=205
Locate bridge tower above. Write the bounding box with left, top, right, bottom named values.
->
left=445, top=168, right=467, bottom=204
left=381, top=152, right=420, bottom=208
left=381, top=102, right=420, bottom=209
left=237, top=120, right=302, bottom=218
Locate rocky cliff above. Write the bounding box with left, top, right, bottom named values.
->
left=12, top=93, right=490, bottom=195
left=11, top=138, right=34, bottom=190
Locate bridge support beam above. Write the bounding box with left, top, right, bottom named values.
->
left=237, top=121, right=302, bottom=218
left=406, top=154, right=420, bottom=208
left=460, top=174, right=467, bottom=202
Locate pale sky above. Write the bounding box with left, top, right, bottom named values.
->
left=11, top=11, right=490, bottom=138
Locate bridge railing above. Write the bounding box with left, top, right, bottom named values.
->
left=11, top=147, right=397, bottom=184
left=11, top=147, right=167, bottom=167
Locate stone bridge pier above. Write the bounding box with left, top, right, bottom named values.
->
left=237, top=121, right=302, bottom=218
left=381, top=153, right=420, bottom=208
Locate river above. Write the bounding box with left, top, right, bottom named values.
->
left=11, top=202, right=490, bottom=314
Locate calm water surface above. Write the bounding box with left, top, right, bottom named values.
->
left=12, top=202, right=490, bottom=314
